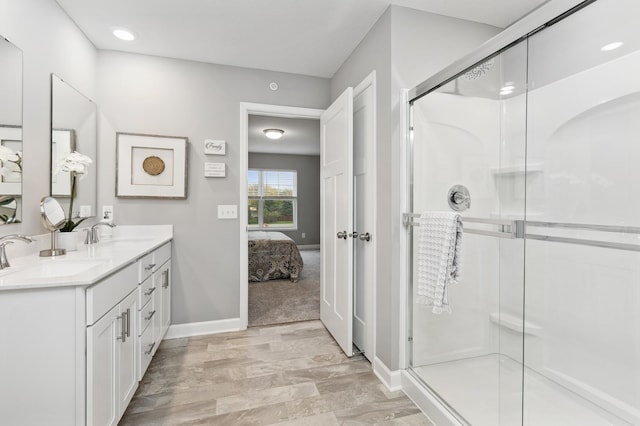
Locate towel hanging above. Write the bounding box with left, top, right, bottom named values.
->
left=415, top=211, right=463, bottom=314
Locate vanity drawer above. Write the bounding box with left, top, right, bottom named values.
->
left=138, top=252, right=155, bottom=283
left=138, top=324, right=155, bottom=379
left=153, top=242, right=171, bottom=268
left=86, top=262, right=138, bottom=326
left=139, top=275, right=156, bottom=308
left=139, top=297, right=156, bottom=336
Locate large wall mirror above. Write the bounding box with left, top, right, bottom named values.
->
left=0, top=37, right=23, bottom=224
left=51, top=74, right=97, bottom=220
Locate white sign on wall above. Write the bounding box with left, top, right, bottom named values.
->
left=204, top=162, right=226, bottom=177
left=204, top=139, right=226, bottom=155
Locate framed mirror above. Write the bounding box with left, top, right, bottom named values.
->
left=0, top=37, right=23, bottom=224
left=51, top=74, right=97, bottom=220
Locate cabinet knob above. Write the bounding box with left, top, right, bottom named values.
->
left=145, top=263, right=156, bottom=271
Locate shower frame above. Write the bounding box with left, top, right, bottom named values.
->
left=400, top=0, right=598, bottom=424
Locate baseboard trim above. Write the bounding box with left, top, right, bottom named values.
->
left=165, top=318, right=243, bottom=339
left=297, top=244, right=320, bottom=250
left=373, top=356, right=403, bottom=392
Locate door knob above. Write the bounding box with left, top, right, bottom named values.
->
left=359, top=232, right=371, bottom=242
left=336, top=231, right=348, bottom=240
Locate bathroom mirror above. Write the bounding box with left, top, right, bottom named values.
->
left=0, top=37, right=23, bottom=224
left=51, top=74, right=97, bottom=220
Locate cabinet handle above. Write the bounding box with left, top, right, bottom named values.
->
left=145, top=341, right=156, bottom=355
left=126, top=308, right=131, bottom=338
left=162, top=269, right=169, bottom=288
left=144, top=287, right=157, bottom=296
left=117, top=311, right=127, bottom=342
left=145, top=263, right=156, bottom=271
left=145, top=310, right=157, bottom=321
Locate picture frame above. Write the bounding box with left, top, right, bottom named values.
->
left=116, top=132, right=188, bottom=199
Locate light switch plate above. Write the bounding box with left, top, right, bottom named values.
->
left=218, top=205, right=237, bottom=219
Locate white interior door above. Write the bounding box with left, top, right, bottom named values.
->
left=353, top=81, right=375, bottom=360
left=320, top=87, right=354, bottom=356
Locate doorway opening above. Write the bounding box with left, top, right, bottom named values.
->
left=239, top=104, right=324, bottom=329
left=247, top=115, right=322, bottom=326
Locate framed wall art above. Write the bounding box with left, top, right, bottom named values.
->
left=116, top=132, right=188, bottom=199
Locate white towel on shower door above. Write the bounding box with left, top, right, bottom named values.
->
left=415, top=211, right=463, bottom=314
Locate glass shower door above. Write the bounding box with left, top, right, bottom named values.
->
left=523, top=0, right=640, bottom=424
left=409, top=41, right=528, bottom=425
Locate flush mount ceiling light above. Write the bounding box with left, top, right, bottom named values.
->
left=601, top=41, right=623, bottom=51
left=112, top=27, right=136, bottom=41
left=263, top=129, right=284, bottom=140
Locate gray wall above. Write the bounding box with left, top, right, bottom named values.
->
left=331, top=5, right=500, bottom=369
left=248, top=153, right=320, bottom=245
left=0, top=0, right=97, bottom=235
left=97, top=50, right=330, bottom=325
left=331, top=7, right=393, bottom=368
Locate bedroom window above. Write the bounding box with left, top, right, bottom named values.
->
left=248, top=169, right=297, bottom=230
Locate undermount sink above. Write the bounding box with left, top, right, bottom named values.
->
left=0, top=259, right=108, bottom=282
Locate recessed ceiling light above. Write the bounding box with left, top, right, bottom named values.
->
left=263, top=129, right=284, bottom=140
left=112, top=27, right=136, bottom=41
left=601, top=42, right=623, bottom=52
left=501, top=85, right=515, bottom=91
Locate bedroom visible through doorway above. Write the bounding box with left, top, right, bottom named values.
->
left=246, top=114, right=321, bottom=326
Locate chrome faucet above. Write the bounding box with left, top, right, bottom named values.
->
left=85, top=222, right=116, bottom=245
left=0, top=234, right=34, bottom=269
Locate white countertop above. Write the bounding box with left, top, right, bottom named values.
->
left=0, top=225, right=173, bottom=291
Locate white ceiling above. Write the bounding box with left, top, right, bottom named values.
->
left=249, top=116, right=320, bottom=156
left=55, top=0, right=548, bottom=79
left=55, top=0, right=547, bottom=155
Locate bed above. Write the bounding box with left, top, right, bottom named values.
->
left=248, top=231, right=304, bottom=282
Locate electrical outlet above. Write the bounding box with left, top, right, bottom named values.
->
left=218, top=205, right=237, bottom=219
left=79, top=205, right=92, bottom=217
left=301, top=232, right=306, bottom=238
left=102, top=205, right=114, bottom=223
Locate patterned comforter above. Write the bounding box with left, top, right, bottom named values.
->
left=248, top=231, right=304, bottom=282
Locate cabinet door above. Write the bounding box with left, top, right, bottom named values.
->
left=118, top=290, right=138, bottom=413
left=87, top=305, right=119, bottom=426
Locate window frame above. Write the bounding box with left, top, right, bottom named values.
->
left=248, top=168, right=298, bottom=231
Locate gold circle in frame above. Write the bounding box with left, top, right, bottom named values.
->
left=142, top=156, right=165, bottom=176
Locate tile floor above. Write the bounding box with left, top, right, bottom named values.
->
left=120, top=320, right=432, bottom=425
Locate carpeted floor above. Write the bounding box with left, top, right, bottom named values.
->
left=248, top=249, right=320, bottom=327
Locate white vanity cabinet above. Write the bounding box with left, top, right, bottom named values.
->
left=137, top=241, right=171, bottom=380
left=0, top=226, right=173, bottom=426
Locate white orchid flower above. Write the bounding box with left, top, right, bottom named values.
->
left=55, top=151, right=93, bottom=178
left=0, top=145, right=20, bottom=163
